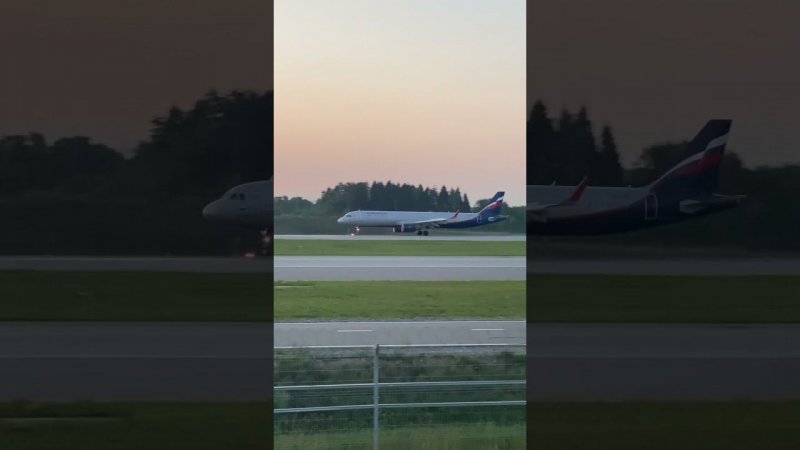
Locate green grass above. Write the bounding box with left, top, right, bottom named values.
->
left=275, top=240, right=525, bottom=256
left=275, top=423, right=525, bottom=450
left=529, top=401, right=800, bottom=449
left=528, top=275, right=800, bottom=323
left=0, top=271, right=271, bottom=321
left=4, top=271, right=800, bottom=323
left=0, top=402, right=270, bottom=450
left=275, top=281, right=525, bottom=320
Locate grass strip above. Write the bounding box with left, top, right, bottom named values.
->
left=528, top=401, right=800, bottom=449
left=0, top=402, right=270, bottom=450
left=275, top=281, right=525, bottom=320
left=528, top=274, right=800, bottom=323
left=0, top=271, right=271, bottom=321
left=275, top=240, right=525, bottom=256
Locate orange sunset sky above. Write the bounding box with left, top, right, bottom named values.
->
left=275, top=0, right=525, bottom=206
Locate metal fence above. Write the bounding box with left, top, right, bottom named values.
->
left=274, top=344, right=526, bottom=450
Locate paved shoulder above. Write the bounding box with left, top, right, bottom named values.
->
left=275, top=256, right=525, bottom=280
left=275, top=320, right=526, bottom=346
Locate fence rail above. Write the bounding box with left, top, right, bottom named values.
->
left=274, top=343, right=526, bottom=450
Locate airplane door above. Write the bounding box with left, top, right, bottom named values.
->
left=645, top=193, right=658, bottom=220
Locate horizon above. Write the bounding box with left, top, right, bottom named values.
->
left=274, top=180, right=524, bottom=208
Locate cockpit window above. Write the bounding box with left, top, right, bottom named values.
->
left=228, top=193, right=246, bottom=200
left=229, top=193, right=238, bottom=200
left=346, top=214, right=351, bottom=218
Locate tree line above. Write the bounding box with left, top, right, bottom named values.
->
left=527, top=101, right=623, bottom=186
left=0, top=90, right=272, bottom=199
left=277, top=182, right=473, bottom=216
left=0, top=90, right=272, bottom=255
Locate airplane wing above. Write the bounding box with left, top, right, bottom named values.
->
left=528, top=177, right=588, bottom=219
left=680, top=194, right=746, bottom=214
left=403, top=211, right=460, bottom=229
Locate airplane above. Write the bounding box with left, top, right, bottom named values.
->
left=202, top=178, right=273, bottom=250
left=337, top=191, right=507, bottom=236
left=527, top=120, right=745, bottom=235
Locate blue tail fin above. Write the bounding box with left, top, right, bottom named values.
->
left=477, top=192, right=505, bottom=218
left=650, top=120, right=731, bottom=198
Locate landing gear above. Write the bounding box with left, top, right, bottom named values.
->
left=416, top=230, right=422, bottom=236
left=350, top=226, right=360, bottom=236
left=416, top=230, right=429, bottom=236
left=260, top=228, right=272, bottom=256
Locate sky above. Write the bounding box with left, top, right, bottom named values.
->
left=275, top=0, right=526, bottom=206
left=529, top=0, right=800, bottom=169
left=0, top=0, right=273, bottom=154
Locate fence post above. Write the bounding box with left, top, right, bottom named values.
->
left=373, top=344, right=380, bottom=450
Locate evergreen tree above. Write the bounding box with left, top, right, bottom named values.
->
left=437, top=186, right=450, bottom=210
left=571, top=107, right=598, bottom=184
left=598, top=126, right=624, bottom=186
left=527, top=100, right=556, bottom=184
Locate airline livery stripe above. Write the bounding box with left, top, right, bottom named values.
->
left=705, top=134, right=728, bottom=151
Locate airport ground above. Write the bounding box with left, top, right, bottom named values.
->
left=0, top=402, right=271, bottom=450
left=274, top=239, right=525, bottom=256
left=2, top=269, right=799, bottom=322
left=4, top=246, right=800, bottom=449
left=4, top=401, right=800, bottom=450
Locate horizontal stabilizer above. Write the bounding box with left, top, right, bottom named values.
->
left=528, top=177, right=589, bottom=213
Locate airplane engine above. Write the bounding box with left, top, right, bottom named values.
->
left=398, top=224, right=416, bottom=232
left=393, top=226, right=402, bottom=233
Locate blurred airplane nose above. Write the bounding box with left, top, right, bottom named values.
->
left=337, top=216, right=345, bottom=223
left=202, top=201, right=218, bottom=220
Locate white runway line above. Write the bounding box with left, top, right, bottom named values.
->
left=471, top=328, right=505, bottom=331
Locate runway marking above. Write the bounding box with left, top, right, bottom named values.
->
left=336, top=329, right=373, bottom=333
left=471, top=328, right=505, bottom=331
left=277, top=320, right=525, bottom=325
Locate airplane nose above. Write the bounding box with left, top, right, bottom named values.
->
left=337, top=217, right=343, bottom=223
left=202, top=201, right=217, bottom=220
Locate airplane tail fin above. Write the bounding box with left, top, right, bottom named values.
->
left=477, top=192, right=505, bottom=218
left=649, top=120, right=731, bottom=198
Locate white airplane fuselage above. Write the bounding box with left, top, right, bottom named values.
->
left=338, top=210, right=479, bottom=227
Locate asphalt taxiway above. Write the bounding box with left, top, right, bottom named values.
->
left=526, top=258, right=800, bottom=276
left=275, top=256, right=525, bottom=280
left=0, top=323, right=271, bottom=401
left=274, top=320, right=525, bottom=347
left=276, top=234, right=526, bottom=241
left=4, top=322, right=800, bottom=401
left=0, top=256, right=273, bottom=273
left=2, top=256, right=799, bottom=278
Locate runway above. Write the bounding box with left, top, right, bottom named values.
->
left=0, top=256, right=273, bottom=273
left=0, top=323, right=271, bottom=401
left=275, top=256, right=525, bottom=280
left=5, top=322, right=800, bottom=401
left=274, top=320, right=525, bottom=347
left=528, top=324, right=800, bottom=401
left=2, top=256, right=799, bottom=278
left=526, top=258, right=800, bottom=276
left=276, top=234, right=526, bottom=241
